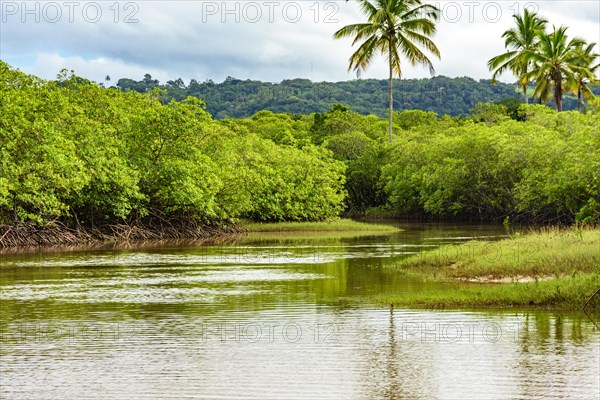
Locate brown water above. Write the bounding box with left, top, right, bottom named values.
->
left=1, top=223, right=598, bottom=399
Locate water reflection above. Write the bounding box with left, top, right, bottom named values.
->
left=1, top=223, right=598, bottom=399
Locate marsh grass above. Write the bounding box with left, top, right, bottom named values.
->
left=373, top=273, right=600, bottom=309
left=244, top=219, right=400, bottom=233
left=394, top=226, right=600, bottom=280
left=370, top=227, right=600, bottom=310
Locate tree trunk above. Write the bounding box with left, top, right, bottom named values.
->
left=555, top=77, right=562, bottom=112
left=578, top=86, right=582, bottom=112
left=521, top=66, right=529, bottom=104
left=388, top=49, right=393, bottom=143
left=13, top=195, right=18, bottom=224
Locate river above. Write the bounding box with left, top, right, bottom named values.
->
left=1, top=223, right=598, bottom=399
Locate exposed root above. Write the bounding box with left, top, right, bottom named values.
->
left=0, top=219, right=242, bottom=250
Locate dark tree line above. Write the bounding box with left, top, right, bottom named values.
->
left=114, top=75, right=598, bottom=119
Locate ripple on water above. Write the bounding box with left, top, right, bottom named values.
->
left=1, top=308, right=598, bottom=400
left=0, top=227, right=597, bottom=399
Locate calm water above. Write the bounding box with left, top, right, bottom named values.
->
left=1, top=223, right=598, bottom=399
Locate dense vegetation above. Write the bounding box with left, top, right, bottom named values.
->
left=116, top=74, right=580, bottom=119
left=1, top=60, right=599, bottom=241
left=379, top=104, right=600, bottom=223
left=0, top=61, right=345, bottom=231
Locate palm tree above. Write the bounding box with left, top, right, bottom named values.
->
left=333, top=0, right=440, bottom=142
left=566, top=42, right=599, bottom=112
left=487, top=9, right=547, bottom=104
left=522, top=26, right=586, bottom=112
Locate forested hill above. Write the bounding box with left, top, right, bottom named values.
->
left=115, top=75, right=536, bottom=118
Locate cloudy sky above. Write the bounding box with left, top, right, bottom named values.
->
left=1, top=0, right=598, bottom=84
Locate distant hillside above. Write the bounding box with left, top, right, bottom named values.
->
left=115, top=75, right=593, bottom=118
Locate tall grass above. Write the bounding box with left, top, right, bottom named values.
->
left=394, top=226, right=600, bottom=279
left=244, top=219, right=400, bottom=232
left=367, top=227, right=600, bottom=310
left=373, top=273, right=600, bottom=310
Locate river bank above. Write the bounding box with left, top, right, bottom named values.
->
left=0, top=219, right=242, bottom=249
left=0, top=218, right=398, bottom=250
left=244, top=219, right=400, bottom=232
left=371, top=227, right=600, bottom=310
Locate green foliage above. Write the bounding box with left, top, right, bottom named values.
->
left=515, top=111, right=600, bottom=221
left=325, top=132, right=388, bottom=213
left=495, top=97, right=525, bottom=120
left=226, top=110, right=311, bottom=146
left=394, top=110, right=438, bottom=130
left=0, top=62, right=347, bottom=226
left=489, top=10, right=598, bottom=112
left=115, top=74, right=538, bottom=118
left=469, top=103, right=511, bottom=125
left=311, top=106, right=386, bottom=144
left=58, top=76, right=144, bottom=222
left=240, top=141, right=346, bottom=221
left=381, top=107, right=600, bottom=222
left=0, top=64, right=87, bottom=223
left=126, top=96, right=222, bottom=218
left=2, top=62, right=598, bottom=227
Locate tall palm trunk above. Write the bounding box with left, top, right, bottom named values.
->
left=555, top=75, right=563, bottom=112
left=388, top=43, right=394, bottom=143
left=522, top=67, right=528, bottom=104
left=577, top=86, right=582, bottom=112
left=334, top=0, right=440, bottom=138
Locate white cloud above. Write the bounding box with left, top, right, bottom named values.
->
left=24, top=53, right=169, bottom=84
left=1, top=0, right=598, bottom=84
left=258, top=42, right=291, bottom=64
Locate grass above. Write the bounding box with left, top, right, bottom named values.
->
left=371, top=226, right=600, bottom=310
left=243, top=219, right=400, bottom=233
left=373, top=273, right=600, bottom=310
left=395, top=226, right=600, bottom=280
